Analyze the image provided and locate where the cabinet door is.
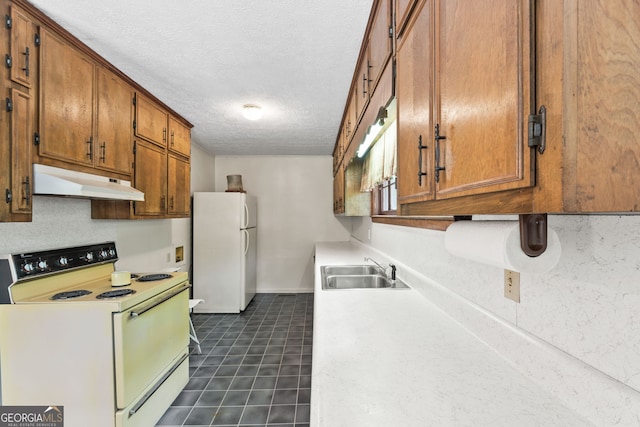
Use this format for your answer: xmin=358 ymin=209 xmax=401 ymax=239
xmin=135 ymin=94 xmax=167 ymax=147
xmin=396 ymin=0 xmax=418 ymax=38
xmin=133 ymin=140 xmax=167 ymax=216
xmin=39 ymin=28 xmax=95 ymax=166
xmin=434 ymin=0 xmax=533 ymax=199
xmin=333 ymin=163 xmax=345 ymax=214
xmin=368 ymin=0 xmax=392 ymax=92
xmin=354 ymin=50 xmax=370 ymax=122
xmin=8 ymin=5 xmax=37 ymax=88
xmin=167 ymin=116 xmax=190 ymax=158
xmin=95 ymin=67 xmax=133 ymax=175
xmin=167 ymin=154 xmax=190 ymax=216
xmin=397 ymin=0 xmax=434 ymax=204
xmin=9 ymin=89 xmax=32 ymax=214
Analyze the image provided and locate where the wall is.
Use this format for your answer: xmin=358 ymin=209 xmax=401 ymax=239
xmin=214 ymin=156 xmax=351 ymax=293
xmin=351 ymin=214 xmax=640 ymax=397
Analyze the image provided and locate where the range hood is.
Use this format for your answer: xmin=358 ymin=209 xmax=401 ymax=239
xmin=33 ymin=164 xmax=145 ymax=201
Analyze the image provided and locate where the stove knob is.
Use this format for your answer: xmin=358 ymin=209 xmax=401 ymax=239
xmin=108 ymin=248 xmax=116 ymax=257
xmin=99 ymin=249 xmax=108 ymax=259
xmin=22 ymin=263 xmax=35 ymax=273
xmin=85 ymin=252 xmax=94 ymax=262
xmin=58 ymin=256 xmax=69 ymax=266
xmin=38 ymin=260 xmax=48 ymax=270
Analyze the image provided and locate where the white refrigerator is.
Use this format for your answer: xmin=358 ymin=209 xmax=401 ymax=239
xmin=193 ymin=192 xmax=257 ymax=313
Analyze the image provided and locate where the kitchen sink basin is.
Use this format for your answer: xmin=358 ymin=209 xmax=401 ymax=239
xmin=323 ymin=275 xmax=409 ymax=289
xmin=320 ymin=265 xmax=410 ymax=290
xmin=321 ymin=265 xmax=385 ymax=276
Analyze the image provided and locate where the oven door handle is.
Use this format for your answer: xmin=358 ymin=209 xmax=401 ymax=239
xmin=128 ymin=351 xmax=189 ymax=417
xmin=129 ymin=283 xmax=191 ymax=318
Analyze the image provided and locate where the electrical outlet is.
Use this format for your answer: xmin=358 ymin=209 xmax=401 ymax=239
xmin=504 ymin=269 xmax=520 ymax=303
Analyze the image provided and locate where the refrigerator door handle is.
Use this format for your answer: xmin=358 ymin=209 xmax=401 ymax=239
xmin=243 ymin=203 xmax=250 ymax=229
xmin=243 ymin=229 xmax=250 ymax=255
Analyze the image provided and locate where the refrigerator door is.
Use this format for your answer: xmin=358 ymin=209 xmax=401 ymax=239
xmin=193 ymin=192 xmax=243 ymax=313
xmin=241 ymin=227 xmax=257 ymax=310
xmin=243 ymin=195 xmax=257 ymax=229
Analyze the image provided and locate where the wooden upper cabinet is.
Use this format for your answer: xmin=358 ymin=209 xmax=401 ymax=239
xmin=135 ymin=93 xmax=167 ymax=147
xmin=9 ymin=89 xmax=32 ymax=215
xmin=133 ymin=140 xmax=167 ymax=216
xmin=168 ymin=116 xmax=190 ymax=158
xmin=434 ymin=0 xmax=533 ymax=200
xmin=8 ymin=4 xmax=37 ymax=88
xmin=95 ymin=66 xmax=134 ymax=175
xmin=396 ymin=0 xmax=434 ymax=204
xmin=167 ymin=153 xmax=190 ymax=216
xmin=368 ymin=0 xmax=392 ymax=92
xmin=39 ymin=27 xmax=94 ymax=166
xmin=396 ymin=0 xmax=418 ymax=39
xmin=354 ymin=48 xmax=370 ymax=122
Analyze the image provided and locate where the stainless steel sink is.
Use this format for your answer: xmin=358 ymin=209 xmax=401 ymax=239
xmin=320 ymin=265 xmax=410 ymax=290
xmin=321 ymin=265 xmax=385 ymax=276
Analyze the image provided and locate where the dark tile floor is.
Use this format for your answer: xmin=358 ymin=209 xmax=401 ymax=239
xmin=156 ymin=293 xmax=313 ymax=427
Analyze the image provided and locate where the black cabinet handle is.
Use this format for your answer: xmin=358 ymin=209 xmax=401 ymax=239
xmin=417 ymin=134 xmax=428 ymax=186
xmin=434 ymin=124 xmax=446 ymax=183
xmin=22 ymin=46 xmax=29 ymax=77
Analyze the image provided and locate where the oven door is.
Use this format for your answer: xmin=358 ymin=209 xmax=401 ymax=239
xmin=113 ymin=281 xmax=190 ymax=409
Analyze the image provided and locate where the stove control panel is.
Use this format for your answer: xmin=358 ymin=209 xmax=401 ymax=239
xmin=11 ymin=242 xmax=118 ymax=280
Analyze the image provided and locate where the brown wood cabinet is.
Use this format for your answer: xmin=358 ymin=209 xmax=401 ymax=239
xmin=95 ymin=66 xmax=134 ymax=175
xmin=397 ymin=0 xmax=534 ymax=211
xmin=39 ymin=27 xmax=95 ymax=167
xmin=39 ymin=28 xmax=134 ymax=176
xmin=398 ymin=0 xmax=640 ymax=215
xmin=133 ymin=140 xmax=167 ymax=216
xmin=396 ymin=0 xmax=434 ymax=205
xmin=168 ymin=116 xmax=190 ymax=158
xmin=8 ymin=3 xmax=35 ymax=89
xmin=167 ymin=153 xmax=190 ymax=216
xmin=0 ymin=1 xmax=37 ymax=222
xmin=395 ymin=0 xmax=418 ymax=38
xmin=135 ymin=93 xmax=168 ymax=148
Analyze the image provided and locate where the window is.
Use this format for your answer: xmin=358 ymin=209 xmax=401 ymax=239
xmin=377 ymin=177 xmax=397 ymax=215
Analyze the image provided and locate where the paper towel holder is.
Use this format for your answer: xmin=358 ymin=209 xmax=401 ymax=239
xmin=519 ymin=214 xmax=547 ymax=257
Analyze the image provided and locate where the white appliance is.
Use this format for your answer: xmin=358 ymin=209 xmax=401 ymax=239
xmin=0 ymin=242 xmax=190 ymax=427
xmin=193 ymin=192 xmax=257 ymax=313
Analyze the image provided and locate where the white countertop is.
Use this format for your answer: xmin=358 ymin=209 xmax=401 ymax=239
xmin=311 ymin=241 xmax=591 ymax=427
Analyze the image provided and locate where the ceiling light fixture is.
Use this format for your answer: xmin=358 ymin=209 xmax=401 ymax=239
xmin=242 ymin=104 xmax=262 ymax=121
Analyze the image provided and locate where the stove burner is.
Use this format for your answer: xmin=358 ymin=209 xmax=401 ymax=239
xmin=137 ymin=273 xmax=172 ymax=282
xmin=50 ymin=290 xmax=92 ymax=300
xmin=96 ymin=289 xmax=136 ymax=299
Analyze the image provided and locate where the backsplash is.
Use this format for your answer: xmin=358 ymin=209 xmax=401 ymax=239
xmin=352 ymin=214 xmax=640 ymax=395
xmin=0 ymin=196 xmax=187 ymax=273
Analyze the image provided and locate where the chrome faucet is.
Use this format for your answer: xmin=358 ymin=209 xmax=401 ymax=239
xmin=364 ymin=256 xmax=396 ymax=280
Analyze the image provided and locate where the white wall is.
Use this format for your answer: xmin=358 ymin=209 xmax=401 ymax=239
xmin=351 ymin=214 xmax=640 ymax=397
xmin=214 ymin=156 xmax=351 ymax=292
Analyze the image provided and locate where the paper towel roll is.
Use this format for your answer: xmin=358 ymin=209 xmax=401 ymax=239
xmin=444 ymin=221 xmax=561 ymax=273
xmin=111 ymin=270 xmax=131 ymax=287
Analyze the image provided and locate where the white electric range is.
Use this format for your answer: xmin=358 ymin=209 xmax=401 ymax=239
xmin=0 ymin=242 xmax=190 ymax=427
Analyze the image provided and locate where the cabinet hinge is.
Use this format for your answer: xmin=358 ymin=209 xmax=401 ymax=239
xmin=33 ymin=132 xmax=40 ymax=146
xmin=5 ymin=97 xmax=12 ymax=112
xmin=133 ymin=141 xmax=136 ymax=154
xmin=5 ymin=54 xmax=11 ymax=69
xmin=132 ymin=119 xmax=136 ymax=130
xmin=5 ymin=188 xmax=12 ymax=203
xmin=132 ymin=94 xmax=136 ymax=106
xmin=5 ymin=15 xmax=11 ymax=29
xmin=528 ymin=105 xmax=546 ymax=154
xmin=34 ymin=33 xmax=40 ymax=47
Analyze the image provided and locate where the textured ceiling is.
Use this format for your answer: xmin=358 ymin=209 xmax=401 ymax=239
xmin=28 ymin=0 xmax=374 ymax=155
